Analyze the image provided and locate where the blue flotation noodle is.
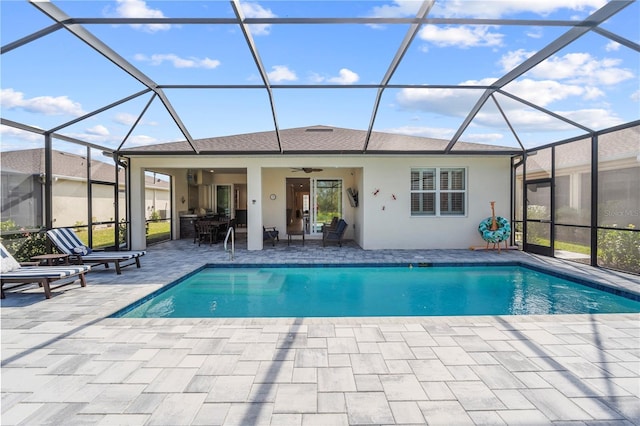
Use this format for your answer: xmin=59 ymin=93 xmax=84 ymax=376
xmin=478 ymin=216 xmax=511 ymax=244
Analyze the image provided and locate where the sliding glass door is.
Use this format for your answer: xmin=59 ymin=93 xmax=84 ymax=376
xmin=311 ymin=179 xmax=342 ymax=234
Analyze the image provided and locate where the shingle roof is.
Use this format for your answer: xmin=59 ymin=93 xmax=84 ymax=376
xmin=0 ymin=149 xmax=167 ymax=188
xmin=122 ymin=125 xmax=517 ymax=154
xmin=523 ymin=125 xmax=639 ymax=172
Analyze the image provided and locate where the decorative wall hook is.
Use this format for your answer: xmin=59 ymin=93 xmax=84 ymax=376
xmin=372 ymin=189 xmax=380 ymax=196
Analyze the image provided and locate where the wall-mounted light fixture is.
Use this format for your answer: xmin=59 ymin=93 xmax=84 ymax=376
xmin=181 ymin=196 xmax=186 ymax=204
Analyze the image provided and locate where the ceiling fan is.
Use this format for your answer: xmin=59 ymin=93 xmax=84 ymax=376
xmin=291 ymin=167 xmax=323 ymax=173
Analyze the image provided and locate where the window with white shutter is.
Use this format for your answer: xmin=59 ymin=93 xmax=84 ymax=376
xmin=411 ymin=168 xmax=466 ymax=216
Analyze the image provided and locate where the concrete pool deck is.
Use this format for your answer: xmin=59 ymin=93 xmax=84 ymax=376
xmin=2 ymin=237 xmax=639 ymax=425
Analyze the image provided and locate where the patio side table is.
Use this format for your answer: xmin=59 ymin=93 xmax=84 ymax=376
xmin=31 ymin=253 xmax=70 ymax=266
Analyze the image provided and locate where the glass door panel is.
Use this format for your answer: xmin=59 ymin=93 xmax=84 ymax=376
xmin=525 ymin=179 xmax=552 ymax=256
xmin=216 ymin=185 xmax=231 ymax=218
xmin=312 ymin=179 xmax=343 ymax=234
xmin=90 ymin=182 xmax=117 ymax=249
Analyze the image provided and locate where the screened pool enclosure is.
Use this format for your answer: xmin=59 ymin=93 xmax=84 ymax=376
xmin=1 ymin=1 xmax=638 ymax=274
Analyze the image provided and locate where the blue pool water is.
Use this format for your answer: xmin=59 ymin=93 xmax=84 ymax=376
xmin=114 ymin=265 xmax=640 ymax=318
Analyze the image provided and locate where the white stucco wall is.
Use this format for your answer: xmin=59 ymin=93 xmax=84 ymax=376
xmin=359 ymin=156 xmax=510 ymax=249
xmin=128 ymin=155 xmax=510 ymax=250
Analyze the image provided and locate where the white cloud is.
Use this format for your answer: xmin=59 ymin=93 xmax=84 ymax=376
xmin=525 ymin=27 xmax=544 ymax=39
xmin=114 ymin=112 xmax=137 ymax=126
xmin=499 ymin=51 xmax=634 ymax=87
xmin=395 ymin=77 xmax=622 ymax=133
xmin=583 ymin=86 xmax=605 ymax=100
xmin=383 ymin=125 xmax=455 ymax=140
xmin=462 ymin=132 xmax=506 ymax=144
xmin=559 ymin=108 xmax=623 ymax=128
xmin=528 ymin=53 xmax=634 ymax=86
xmin=86 ymin=125 xmax=110 ymax=136
xmin=268 ymin=65 xmax=297 ymax=82
xmin=0 ymin=125 xmax=44 ymax=142
xmin=503 ymin=78 xmax=586 ymax=107
xmin=499 ymin=49 xmax=535 ymax=71
xmin=129 ymin=134 xmax=159 ymax=146
xmin=605 ymin=41 xmax=621 ymax=52
xmin=135 ymin=53 xmax=221 ymax=69
xmin=397 ymin=77 xmax=595 ymax=112
xmin=310 ymin=69 xmax=360 ymax=85
xmin=114 ymin=0 xmax=170 ymax=33
xmin=113 ymin=112 xmax=157 ymax=127
xmin=631 ymin=90 xmax=640 ymax=102
xmin=0 ymin=88 xmax=85 ymax=117
xmin=241 ymin=2 xmax=276 ymax=36
xmin=308 ymin=72 xmax=325 ymax=84
xmin=64 ymin=128 xmax=162 ymax=147
xmin=327 ymin=69 xmax=360 ymax=85
xmin=430 ymin=0 xmax=605 ymax=19
xmin=418 ymin=25 xmax=504 ymax=48
xmin=396 ymin=84 xmax=485 ymax=117
xmin=367 ymin=1 xmax=423 ymax=18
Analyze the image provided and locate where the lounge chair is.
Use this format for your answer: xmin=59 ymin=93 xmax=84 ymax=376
xmin=323 ymin=219 xmax=348 ymax=247
xmin=263 ymin=226 xmax=279 ymax=246
xmin=1 ymin=243 xmax=90 ymax=299
xmin=46 ymin=228 xmax=145 ymax=274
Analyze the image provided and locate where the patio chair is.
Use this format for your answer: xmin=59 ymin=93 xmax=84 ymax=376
xmin=323 ymin=219 xmax=348 ymax=247
xmin=263 ymin=226 xmax=280 ymax=246
xmin=1 ymin=243 xmax=90 ymax=299
xmin=46 ymin=228 xmax=145 ymax=274
xmin=322 ymin=216 xmax=339 ymax=233
xmin=196 ymin=220 xmax=218 ymax=246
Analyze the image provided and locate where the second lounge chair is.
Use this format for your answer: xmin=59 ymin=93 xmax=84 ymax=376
xmin=47 ymin=228 xmax=145 ymax=274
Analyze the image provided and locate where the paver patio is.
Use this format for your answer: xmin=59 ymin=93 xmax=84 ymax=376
xmin=2 ymin=236 xmax=639 ymax=425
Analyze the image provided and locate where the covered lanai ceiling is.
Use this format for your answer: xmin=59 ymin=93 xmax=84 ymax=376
xmin=1 ymin=0 xmax=639 ymax=156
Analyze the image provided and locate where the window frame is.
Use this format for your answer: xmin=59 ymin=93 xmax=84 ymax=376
xmin=410 ymin=167 xmax=467 ymax=217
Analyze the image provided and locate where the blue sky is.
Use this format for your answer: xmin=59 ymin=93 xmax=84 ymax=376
xmin=1 ymin=0 xmax=638 ymax=154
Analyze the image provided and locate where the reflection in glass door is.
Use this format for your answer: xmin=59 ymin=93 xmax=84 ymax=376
xmin=525 ymin=179 xmax=553 ymax=256
xmin=312 ymin=179 xmax=343 ymax=234
xmin=90 ymin=182 xmax=117 ymax=249
xmin=216 ymin=185 xmax=231 ymax=218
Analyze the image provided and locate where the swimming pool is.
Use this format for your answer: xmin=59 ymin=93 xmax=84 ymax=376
xmin=113 ymin=264 xmax=640 ymax=318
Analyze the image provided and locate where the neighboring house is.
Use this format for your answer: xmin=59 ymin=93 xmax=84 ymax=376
xmin=123 ymin=125 xmax=519 ymax=251
xmin=0 ymin=148 xmax=170 ymax=229
xmin=517 ymin=126 xmax=640 ymax=229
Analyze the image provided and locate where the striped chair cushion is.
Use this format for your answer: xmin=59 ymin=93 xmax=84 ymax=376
xmin=47 ymin=228 xmax=145 ymax=259
xmin=2 ymin=265 xmax=91 ymax=279
xmin=46 ymin=228 xmax=88 ymax=255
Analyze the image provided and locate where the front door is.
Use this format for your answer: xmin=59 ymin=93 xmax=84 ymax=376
xmin=524 ymin=179 xmax=553 ymax=256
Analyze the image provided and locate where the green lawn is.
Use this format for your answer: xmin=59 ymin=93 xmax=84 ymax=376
xmin=75 ymin=221 xmax=171 ymax=248
xmin=525 ymin=237 xmax=590 ymax=255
